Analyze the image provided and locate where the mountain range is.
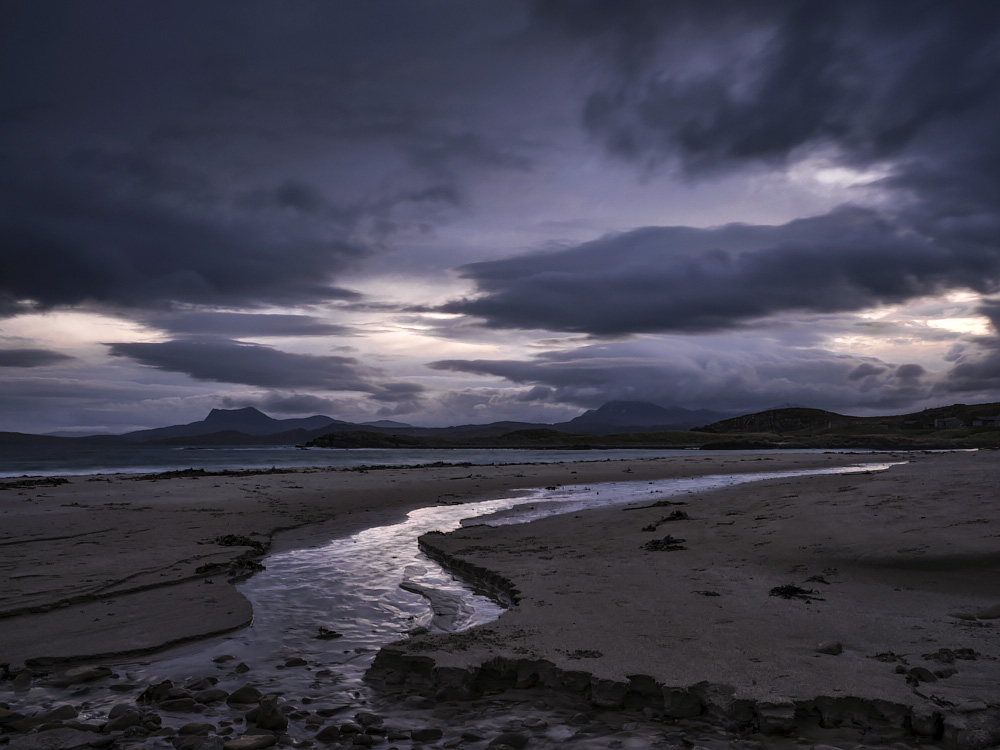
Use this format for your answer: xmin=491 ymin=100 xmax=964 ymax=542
xmin=1 ymin=401 xmax=727 ymax=446
xmin=2 ymin=400 xmax=998 ymax=448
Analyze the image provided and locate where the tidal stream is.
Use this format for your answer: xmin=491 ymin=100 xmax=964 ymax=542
xmin=7 ymin=462 xmax=899 ymax=748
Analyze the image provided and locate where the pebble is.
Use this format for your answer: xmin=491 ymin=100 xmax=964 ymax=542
xmin=907 ymin=667 xmax=937 ymax=683
xmin=159 ymin=698 xmax=205 ymax=713
xmin=354 ymin=712 xmax=383 ymax=728
xmin=103 ymin=709 xmax=143 ymax=733
xmin=410 ymin=728 xmax=443 ymax=742
xmin=179 ymin=722 xmax=216 ymax=735
xmin=402 ymin=695 xmax=435 ymax=709
xmin=50 ymin=666 xmax=114 ymax=688
xmin=194 ymin=689 xmax=231 ymax=704
xmin=228 ymin=686 xmax=264 ymax=705
xmin=488 ymin=731 xmax=529 ymax=749
xmin=223 ymin=735 xmax=278 ymax=750
xmin=815 ymin=641 xmax=843 ymax=656
xmin=254 ymin=697 xmax=289 ymax=732
xmin=314 ymin=726 xmax=342 ymax=743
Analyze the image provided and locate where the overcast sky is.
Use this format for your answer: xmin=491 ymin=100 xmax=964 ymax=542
xmin=3 ymin=1 xmax=1000 ymax=433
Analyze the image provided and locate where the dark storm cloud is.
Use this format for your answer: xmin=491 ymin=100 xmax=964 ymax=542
xmin=0 ymin=171 xmax=367 ymax=315
xmin=430 ymin=2 xmax=1000 ymax=338
xmin=107 ymin=339 xmax=424 ymax=405
xmin=0 ymin=349 xmax=75 ymax=368
xmin=0 ymin=1 xmax=537 ymax=318
xmin=429 ymin=339 xmax=933 ymax=414
xmin=136 ymin=311 xmax=356 ymax=338
xmin=540 ymin=1 xmax=1000 ymax=172
xmin=444 ymin=207 xmax=1000 ymax=335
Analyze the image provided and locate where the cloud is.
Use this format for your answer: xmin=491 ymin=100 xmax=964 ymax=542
xmin=135 ymin=311 xmax=356 ymax=338
xmin=0 ymin=164 xmax=370 ymax=316
xmin=940 ymin=300 xmax=1000 ymax=394
xmin=0 ymin=348 xmax=75 ymax=367
xmin=429 ymin=337 xmax=936 ymax=415
xmin=540 ymin=2 xmax=1000 ymax=173
xmin=443 ymin=206 xmax=1000 ymax=335
xmin=107 ymin=338 xmax=424 ymax=406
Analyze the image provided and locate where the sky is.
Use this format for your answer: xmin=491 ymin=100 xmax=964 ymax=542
xmin=2 ymin=1 xmax=1000 ymax=434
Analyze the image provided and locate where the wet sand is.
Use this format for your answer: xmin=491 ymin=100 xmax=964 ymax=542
xmin=2 ymin=451 xmax=998 ymax=749
xmin=1 ymin=452 xmax=890 ymax=666
xmin=370 ymin=451 xmax=1000 ymax=746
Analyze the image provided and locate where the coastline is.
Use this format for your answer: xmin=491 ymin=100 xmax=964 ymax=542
xmin=367 ymin=451 xmax=1000 ymax=747
xmin=0 ymin=451 xmax=894 ymax=666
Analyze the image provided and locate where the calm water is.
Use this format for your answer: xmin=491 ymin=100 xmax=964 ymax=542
xmin=0 ymin=443 xmax=882 ymax=478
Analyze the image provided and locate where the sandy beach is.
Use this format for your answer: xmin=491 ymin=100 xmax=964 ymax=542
xmin=1 ymin=451 xmax=998 ymax=749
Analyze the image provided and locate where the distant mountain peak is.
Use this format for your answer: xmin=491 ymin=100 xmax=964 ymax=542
xmin=205 ymin=406 xmax=266 ymax=421
xmin=566 ymin=400 xmax=726 ymax=431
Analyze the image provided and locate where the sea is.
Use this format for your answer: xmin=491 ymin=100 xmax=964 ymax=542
xmin=0 ymin=443 xmax=879 ymax=479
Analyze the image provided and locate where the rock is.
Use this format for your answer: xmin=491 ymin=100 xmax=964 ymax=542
xmin=104 ymin=709 xmax=143 ymax=733
xmin=254 ymin=697 xmax=288 ymax=732
xmin=213 ymin=655 xmax=236 ymax=664
xmin=662 ymin=689 xmax=703 ymax=719
xmin=12 ymin=672 xmax=32 ymax=691
xmin=402 ymin=695 xmax=434 ymax=710
xmin=283 ymin=658 xmax=308 ymax=668
xmin=223 ymin=735 xmax=277 ymax=750
xmin=975 ymin=604 xmax=1000 ymax=619
xmin=5 ymin=728 xmax=99 ymax=749
xmin=234 ymin=663 xmax=251 ymax=674
xmin=489 ymin=732 xmax=529 ymax=749
xmin=172 ymin=737 xmax=209 ymax=750
xmin=41 ymin=705 xmax=79 ymax=723
xmin=410 ymin=728 xmax=443 ymax=742
xmin=227 ymin=686 xmax=263 ymax=705
xmin=908 ymin=667 xmax=938 ymax=683
xmin=756 ymin=702 xmax=796 ymax=735
xmin=50 ymin=666 xmax=114 ymax=688
xmin=138 ymin=680 xmax=175 ymax=705
xmin=0 ymin=708 xmax=26 ymax=727
xmin=314 ymin=726 xmax=342 ymax=743
xmin=179 ymin=723 xmax=216 ymax=735
xmin=351 ymin=735 xmax=374 ymax=747
xmin=815 ymin=641 xmax=843 ymax=655
xmin=88 ymin=737 xmax=117 ymax=748
xmin=315 ymin=706 xmax=350 ymax=718
xmin=193 ymin=689 xmax=230 ymax=704
xmin=354 ymin=713 xmax=382 ymax=728
xmin=935 ymin=667 xmax=959 ymax=679
xmin=462 ymin=730 xmax=487 ymax=741
xmin=159 ymin=698 xmax=204 ymax=713
xmin=185 ymin=677 xmax=219 ymax=691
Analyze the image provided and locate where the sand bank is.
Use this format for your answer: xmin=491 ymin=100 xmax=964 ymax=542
xmin=368 ymin=451 xmax=1000 ymax=747
xmin=0 ymin=452 xmax=887 ymax=666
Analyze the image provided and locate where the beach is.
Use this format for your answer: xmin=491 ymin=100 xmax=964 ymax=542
xmin=1 ymin=451 xmax=998 ymax=749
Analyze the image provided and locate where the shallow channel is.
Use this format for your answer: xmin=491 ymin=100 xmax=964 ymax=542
xmin=7 ymin=462 xmax=900 ymax=746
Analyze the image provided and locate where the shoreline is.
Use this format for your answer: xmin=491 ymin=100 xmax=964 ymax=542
xmin=366 ymin=452 xmax=1000 ymax=747
xmin=1 ymin=452 xmax=895 ymax=667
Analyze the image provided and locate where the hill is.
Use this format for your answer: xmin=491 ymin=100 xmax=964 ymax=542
xmin=561 ymin=401 xmax=727 ymax=433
